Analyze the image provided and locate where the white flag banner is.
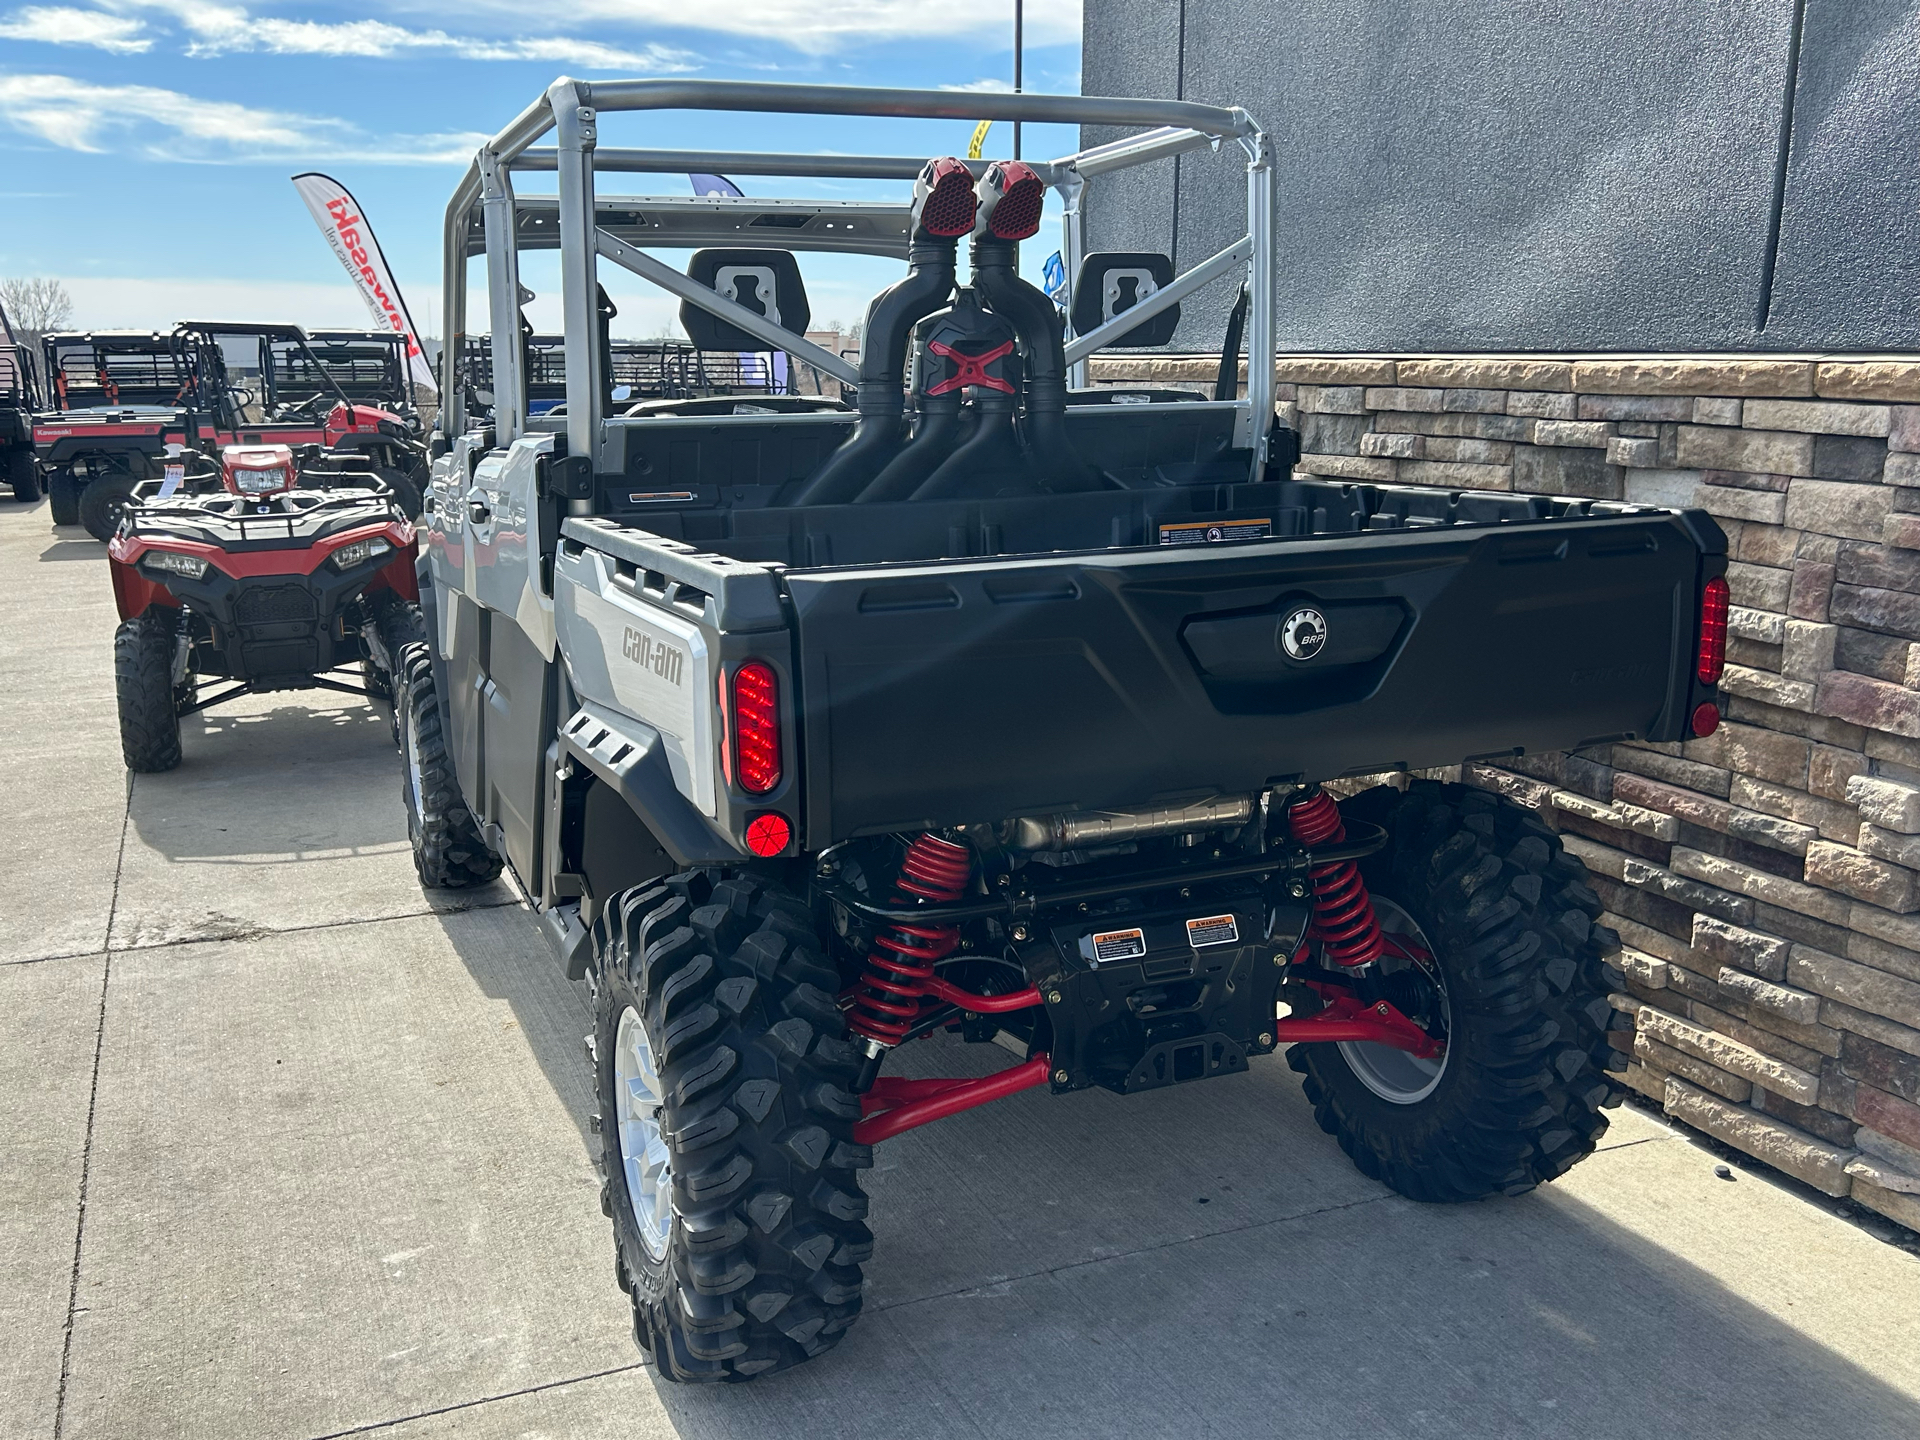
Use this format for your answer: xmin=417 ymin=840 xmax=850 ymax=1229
xmin=291 ymin=172 xmax=437 ymax=393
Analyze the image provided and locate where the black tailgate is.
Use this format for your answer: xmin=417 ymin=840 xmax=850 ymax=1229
xmin=782 ymin=510 xmax=1722 ymax=839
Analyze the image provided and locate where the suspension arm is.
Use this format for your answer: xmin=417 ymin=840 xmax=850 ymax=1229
xmin=853 ymin=1054 xmax=1053 ymax=1144
xmin=1271 ymin=992 xmax=1443 ymax=1059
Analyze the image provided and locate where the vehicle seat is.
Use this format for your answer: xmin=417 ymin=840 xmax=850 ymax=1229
xmin=1071 ymin=252 xmax=1179 ymax=348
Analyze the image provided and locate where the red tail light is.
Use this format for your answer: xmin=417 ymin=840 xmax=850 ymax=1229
xmin=1691 ymin=702 xmax=1721 ymax=738
xmin=745 ymin=812 xmax=791 ymax=857
xmin=730 ymin=661 xmax=781 ymax=794
xmin=1697 ymin=575 xmax=1729 ymax=686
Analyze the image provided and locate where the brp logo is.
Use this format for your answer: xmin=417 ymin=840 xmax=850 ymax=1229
xmin=1281 ymin=607 xmax=1328 ymax=661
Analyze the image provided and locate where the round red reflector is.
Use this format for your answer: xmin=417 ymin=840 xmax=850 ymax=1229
xmin=1691 ymin=702 xmax=1721 ymax=738
xmin=745 ymin=813 xmax=791 ymax=857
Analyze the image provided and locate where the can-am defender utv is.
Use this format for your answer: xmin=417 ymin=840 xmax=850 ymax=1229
xmin=107 ymin=443 xmax=421 ymax=772
xmin=1 ymin=342 xmax=41 ymax=501
xmin=405 ymin=80 xmax=1727 ymax=1381
xmin=37 ymin=322 xmax=429 ymax=540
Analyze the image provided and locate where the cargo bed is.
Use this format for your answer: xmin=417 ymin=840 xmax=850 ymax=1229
xmin=554 ymin=474 xmax=1723 ymax=846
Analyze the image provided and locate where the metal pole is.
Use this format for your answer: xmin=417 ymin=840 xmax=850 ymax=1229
xmin=549 ymin=79 xmax=607 ymax=487
xmin=1013 ymin=0 xmax=1023 ymax=160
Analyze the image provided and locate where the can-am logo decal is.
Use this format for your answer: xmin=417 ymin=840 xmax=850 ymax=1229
xmin=1281 ymin=607 xmax=1327 ymax=661
xmin=622 ymin=626 xmax=686 ymax=687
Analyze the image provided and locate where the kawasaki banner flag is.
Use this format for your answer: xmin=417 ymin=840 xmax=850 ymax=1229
xmin=291 ymin=172 xmax=437 ymax=393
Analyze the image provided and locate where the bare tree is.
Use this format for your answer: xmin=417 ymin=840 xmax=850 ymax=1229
xmin=0 ymin=277 xmax=75 ymax=380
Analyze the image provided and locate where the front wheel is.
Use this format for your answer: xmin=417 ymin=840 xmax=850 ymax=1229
xmin=1289 ymin=780 xmax=1623 ymax=1201
xmin=594 ymin=871 xmax=873 ymax=1382
xmin=7 ymin=449 xmax=40 ymax=501
xmin=114 ymin=612 xmax=182 ymax=772
xmin=79 ymin=472 xmax=139 ymax=542
xmin=366 ymin=603 xmax=424 ymax=746
xmin=397 ymin=642 xmax=501 ymax=887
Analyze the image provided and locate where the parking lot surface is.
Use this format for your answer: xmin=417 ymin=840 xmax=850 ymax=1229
xmin=4 ymin=494 xmax=1919 ymax=1439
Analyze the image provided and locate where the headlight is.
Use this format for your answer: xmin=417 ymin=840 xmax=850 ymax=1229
xmin=234 ymin=466 xmax=288 ymax=494
xmin=329 ymin=536 xmax=392 ymax=571
xmin=143 ymin=549 xmax=210 ymax=580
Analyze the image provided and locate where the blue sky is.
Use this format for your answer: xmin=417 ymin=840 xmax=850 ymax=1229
xmin=0 ymin=1 xmax=1085 ymax=338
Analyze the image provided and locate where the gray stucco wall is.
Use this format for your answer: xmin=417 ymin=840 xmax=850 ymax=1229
xmin=1080 ymin=0 xmax=1920 ymax=354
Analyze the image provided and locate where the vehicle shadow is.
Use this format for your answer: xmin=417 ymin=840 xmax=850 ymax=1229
xmin=124 ymin=698 xmax=407 ymax=861
xmin=427 ymin=905 xmax=1920 ymax=1439
xmin=40 ymin=537 xmax=104 ymax=561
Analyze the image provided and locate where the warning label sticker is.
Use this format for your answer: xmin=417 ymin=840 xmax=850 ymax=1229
xmin=1158 ymin=519 xmax=1274 ymax=547
xmin=1185 ymin=914 xmax=1241 ymax=948
xmin=1091 ymin=928 xmax=1148 ymax=963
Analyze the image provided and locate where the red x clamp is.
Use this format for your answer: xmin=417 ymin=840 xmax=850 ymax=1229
xmin=926 ymin=338 xmax=1015 ymax=396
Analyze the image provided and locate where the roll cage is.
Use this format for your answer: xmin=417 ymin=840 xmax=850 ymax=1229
xmin=0 ymin=343 xmax=40 ymax=409
xmin=438 ymin=79 xmax=1275 ymax=486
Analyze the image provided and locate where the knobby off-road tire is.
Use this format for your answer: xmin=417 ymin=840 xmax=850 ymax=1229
xmin=365 ymin=602 xmax=425 ymax=746
xmin=48 ymin=472 xmax=81 ymax=528
xmin=376 ymin=465 xmax=424 ymax=520
xmin=79 ymin=473 xmax=139 ymax=543
xmin=1290 ymin=780 xmax=1625 ymax=1201
xmin=397 ymin=642 xmax=501 ymax=887
xmin=593 ymin=871 xmax=873 ymax=1382
xmin=7 ymin=450 xmax=40 ymax=501
xmin=115 ymin=611 xmax=182 ymax=773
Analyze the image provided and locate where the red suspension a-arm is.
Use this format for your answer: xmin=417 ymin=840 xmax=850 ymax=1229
xmin=853 ymin=1055 xmax=1052 ymax=1145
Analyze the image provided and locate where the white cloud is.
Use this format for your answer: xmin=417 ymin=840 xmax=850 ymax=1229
xmin=100 ymin=2 xmax=694 ymax=69
xmin=941 ymin=78 xmax=1016 ymax=93
xmin=0 ymin=74 xmax=486 ymax=163
xmin=0 ymin=5 xmax=150 ymax=51
xmin=56 ymin=273 xmax=412 ymax=331
xmin=436 ymin=0 xmax=1085 ymax=51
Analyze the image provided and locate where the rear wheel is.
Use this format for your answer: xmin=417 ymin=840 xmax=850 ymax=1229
xmin=1289 ymin=780 xmax=1624 ymax=1201
xmin=594 ymin=871 xmax=873 ymax=1382
xmin=397 ymin=642 xmax=501 ymax=887
xmin=48 ymin=471 xmax=81 ymax=527
xmin=376 ymin=465 xmax=424 ymax=519
xmin=7 ymin=449 xmax=40 ymax=501
xmin=114 ymin=611 xmax=182 ymax=773
xmin=79 ymin=472 xmax=138 ymax=542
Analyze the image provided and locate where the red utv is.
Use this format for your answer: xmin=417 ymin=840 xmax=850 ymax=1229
xmin=106 ymin=442 xmax=421 ymax=772
xmin=36 ymin=322 xmax=428 ymax=540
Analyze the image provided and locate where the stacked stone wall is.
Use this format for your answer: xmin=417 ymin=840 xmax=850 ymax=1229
xmin=1091 ymin=351 xmax=1920 ymax=1228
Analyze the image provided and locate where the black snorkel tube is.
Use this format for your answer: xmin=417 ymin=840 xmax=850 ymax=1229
xmin=968 ymin=161 xmax=1113 ymax=494
xmin=786 ymin=157 xmax=978 ymax=506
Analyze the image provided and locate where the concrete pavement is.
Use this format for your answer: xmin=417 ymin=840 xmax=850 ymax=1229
xmin=2 ymin=491 xmax=1918 ymax=1439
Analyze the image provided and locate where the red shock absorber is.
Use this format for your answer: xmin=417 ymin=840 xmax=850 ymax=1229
xmin=1286 ymin=790 xmax=1386 ymax=967
xmin=846 ymin=834 xmax=975 ymax=1049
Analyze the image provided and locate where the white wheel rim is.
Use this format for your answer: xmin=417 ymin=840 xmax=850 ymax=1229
xmin=1336 ymin=896 xmax=1451 ymax=1106
xmin=404 ymin=707 xmax=424 ymax=814
xmin=614 ymin=1005 xmax=673 ymax=1260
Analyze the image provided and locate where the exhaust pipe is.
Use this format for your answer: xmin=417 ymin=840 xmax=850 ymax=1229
xmin=968 ymin=162 xmax=1113 ymax=494
xmin=1003 ymin=795 xmax=1256 ymax=851
xmin=787 ymin=158 xmax=976 ymax=506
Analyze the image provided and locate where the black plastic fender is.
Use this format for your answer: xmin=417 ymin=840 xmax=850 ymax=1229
xmin=557 ymin=700 xmax=745 ymax=868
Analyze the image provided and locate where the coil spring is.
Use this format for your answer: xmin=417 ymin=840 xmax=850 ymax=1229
xmin=1287 ymin=791 xmax=1385 ymax=968
xmin=846 ymin=834 xmax=974 ymax=1048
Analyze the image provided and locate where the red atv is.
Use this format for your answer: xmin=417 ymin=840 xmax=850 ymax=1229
xmin=106 ymin=443 xmax=422 ymax=772
xmin=37 ymin=322 xmax=428 ymax=539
